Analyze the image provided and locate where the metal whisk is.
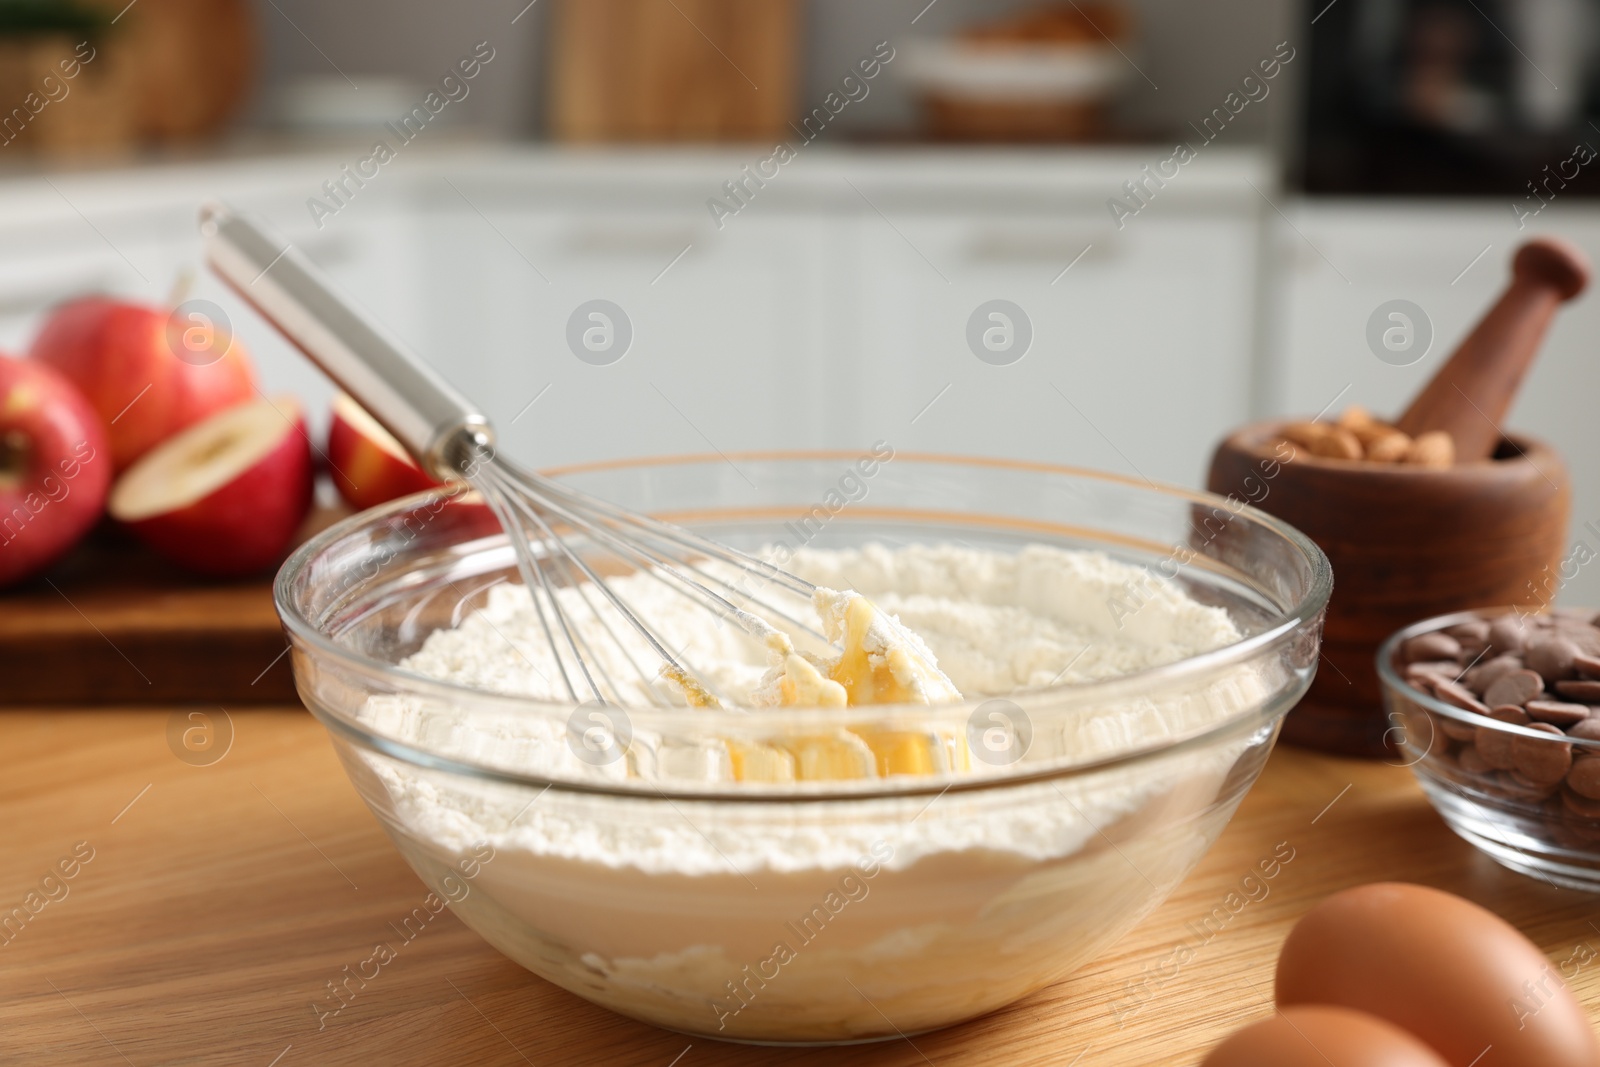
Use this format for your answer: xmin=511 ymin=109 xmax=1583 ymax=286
xmin=201 ymin=204 xmax=831 ymax=708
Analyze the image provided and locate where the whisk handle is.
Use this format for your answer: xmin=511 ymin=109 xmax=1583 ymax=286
xmin=199 ymin=202 xmax=493 ymax=478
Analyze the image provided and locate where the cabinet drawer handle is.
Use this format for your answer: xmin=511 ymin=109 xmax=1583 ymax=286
xmin=563 ymin=227 xmax=701 ymax=257
xmin=965 ymin=232 xmax=1106 ymax=264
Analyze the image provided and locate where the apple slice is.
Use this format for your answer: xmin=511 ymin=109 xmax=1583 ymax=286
xmin=109 ymin=395 xmax=312 ymax=577
xmin=325 ymin=393 xmax=438 ymax=511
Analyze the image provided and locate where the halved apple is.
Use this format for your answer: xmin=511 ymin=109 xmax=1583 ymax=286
xmin=109 ymin=395 xmax=313 ymax=576
xmin=325 ymin=393 xmax=438 ymax=511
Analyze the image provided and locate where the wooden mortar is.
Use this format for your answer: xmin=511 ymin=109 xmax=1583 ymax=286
xmin=1209 ymin=427 xmax=1569 ymax=756
xmin=1208 ymin=238 xmax=1586 ymax=757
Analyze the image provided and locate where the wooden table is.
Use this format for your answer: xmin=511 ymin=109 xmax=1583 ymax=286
xmin=4 ymin=708 xmax=1598 ymax=1066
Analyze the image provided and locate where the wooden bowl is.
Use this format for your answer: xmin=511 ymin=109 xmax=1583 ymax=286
xmin=920 ymin=94 xmax=1106 ymax=142
xmin=1208 ymin=421 xmax=1570 ymax=757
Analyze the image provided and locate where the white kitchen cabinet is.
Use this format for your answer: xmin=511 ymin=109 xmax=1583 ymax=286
xmin=0 ymin=146 xmax=1271 ymax=491
xmin=0 ymin=166 xmax=424 ymax=446
xmin=403 ymin=197 xmax=846 ymax=469
xmin=0 ymin=209 xmax=181 ymax=348
xmin=1269 ymin=201 xmax=1600 ymax=605
xmin=845 ymin=209 xmax=1260 ymax=486
xmin=398 ymin=147 xmax=1272 ymax=483
xmin=12 ymin=150 xmax=1598 ymax=604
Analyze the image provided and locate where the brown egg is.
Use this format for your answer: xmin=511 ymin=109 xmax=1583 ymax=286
xmin=1277 ymin=882 xmax=1600 ymax=1067
xmin=1202 ymin=1005 xmax=1450 ymax=1067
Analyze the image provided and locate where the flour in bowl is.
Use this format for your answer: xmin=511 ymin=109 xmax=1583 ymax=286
xmin=401 ymin=543 xmax=1241 ymax=709
xmin=355 ymin=543 xmax=1278 ymax=1041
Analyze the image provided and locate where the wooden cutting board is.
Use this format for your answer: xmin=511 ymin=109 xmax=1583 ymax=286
xmin=549 ymin=0 xmax=800 ymax=141
xmin=0 ymin=509 xmax=350 ymax=707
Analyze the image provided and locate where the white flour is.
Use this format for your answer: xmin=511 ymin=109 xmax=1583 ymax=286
xmin=399 ymin=543 xmax=1239 ymax=706
xmin=355 ymin=543 xmax=1271 ymax=1041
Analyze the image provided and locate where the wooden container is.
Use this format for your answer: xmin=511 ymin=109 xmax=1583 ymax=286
xmin=549 ymin=0 xmax=799 ymax=142
xmin=0 ymin=33 xmax=138 ymax=158
xmin=1208 ymin=426 xmax=1570 ymax=757
xmin=111 ymin=0 xmax=256 ymax=142
xmin=921 ymin=94 xmax=1106 ymax=142
xmin=0 ymin=0 xmax=253 ymax=158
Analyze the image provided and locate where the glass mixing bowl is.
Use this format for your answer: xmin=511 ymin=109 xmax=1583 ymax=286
xmin=277 ymin=452 xmax=1330 ymax=1045
xmin=1379 ymin=609 xmax=1600 ymax=892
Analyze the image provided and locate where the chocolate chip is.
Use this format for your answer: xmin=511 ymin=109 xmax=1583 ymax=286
xmin=1526 ymin=636 xmax=1582 ymax=682
xmin=1404 ymin=632 xmax=1462 ymax=664
xmin=1575 ymin=652 xmax=1600 ymax=680
xmin=1436 ymin=709 xmax=1480 ymax=742
xmin=1526 ymin=700 xmax=1591 ymax=727
xmin=1568 ymin=756 xmax=1600 ymax=800
xmin=1405 ymin=660 xmax=1461 ymax=687
xmin=1555 ymin=680 xmax=1600 ymax=702
xmin=1569 ymin=716 xmax=1600 ymax=742
xmin=1556 ymin=623 xmax=1600 ymax=659
xmin=1447 ymin=619 xmax=1491 ymax=643
xmin=1511 ymin=722 xmax=1573 ymax=784
xmin=1558 ymin=805 xmax=1600 ymax=842
xmin=1434 ymin=679 xmax=1490 ymax=717
xmin=1563 ymin=782 xmax=1600 ymax=817
xmin=1458 ymin=744 xmax=1492 ymax=775
xmin=1488 ymin=614 xmax=1530 ymax=656
xmin=1509 ymin=769 xmax=1563 ymax=799
xmin=1476 ymin=705 xmax=1530 ymax=770
xmin=1464 ymin=655 xmax=1523 ymax=695
xmin=1483 ymin=669 xmax=1546 ymax=708
xmin=1495 ymin=770 xmax=1560 ymax=802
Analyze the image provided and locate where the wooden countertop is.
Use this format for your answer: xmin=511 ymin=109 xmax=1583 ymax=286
xmin=3 ymin=708 xmax=1598 ymax=1066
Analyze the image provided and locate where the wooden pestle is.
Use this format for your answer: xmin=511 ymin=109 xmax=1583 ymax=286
xmin=1395 ymin=237 xmax=1590 ymax=462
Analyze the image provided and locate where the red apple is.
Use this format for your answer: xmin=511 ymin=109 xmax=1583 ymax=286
xmin=325 ymin=393 xmax=439 ymax=511
xmin=31 ymin=295 xmax=257 ymax=470
xmin=108 ymin=395 xmax=312 ymax=577
xmin=0 ymin=354 xmax=112 ymax=586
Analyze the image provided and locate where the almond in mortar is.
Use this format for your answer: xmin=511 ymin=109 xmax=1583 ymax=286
xmin=1276 ymin=406 xmax=1455 ymax=467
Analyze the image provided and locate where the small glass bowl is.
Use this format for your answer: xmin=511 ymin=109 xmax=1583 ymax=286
xmin=1379 ymin=610 xmax=1600 ymax=892
xmin=277 ymin=452 xmax=1330 ymax=1043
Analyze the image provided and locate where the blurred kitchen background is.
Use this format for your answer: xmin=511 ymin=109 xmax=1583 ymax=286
xmin=7 ymin=0 xmax=1600 ymax=597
